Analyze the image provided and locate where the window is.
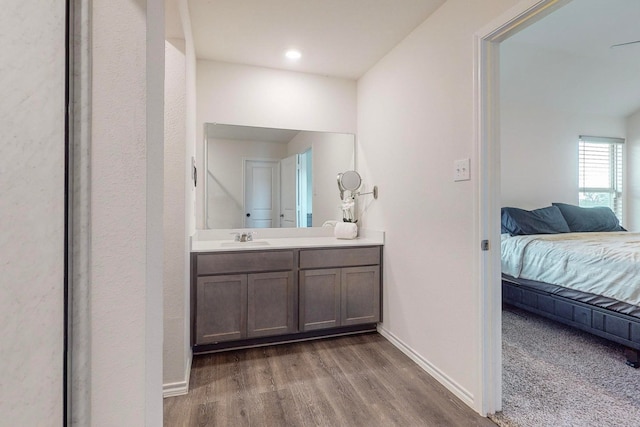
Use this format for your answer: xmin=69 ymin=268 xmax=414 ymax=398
xmin=578 ymin=135 xmax=624 ymax=222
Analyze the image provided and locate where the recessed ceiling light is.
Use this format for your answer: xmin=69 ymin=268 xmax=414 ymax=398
xmin=285 ymin=49 xmax=302 ymax=60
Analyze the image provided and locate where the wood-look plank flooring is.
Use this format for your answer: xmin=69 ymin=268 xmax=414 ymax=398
xmin=164 ymin=333 xmax=495 ymax=426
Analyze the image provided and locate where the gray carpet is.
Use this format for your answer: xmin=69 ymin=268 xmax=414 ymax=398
xmin=490 ymin=307 xmax=640 ymax=427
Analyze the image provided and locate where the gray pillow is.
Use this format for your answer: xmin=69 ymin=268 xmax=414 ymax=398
xmin=501 ymin=206 xmax=571 ymax=236
xmin=552 ymin=203 xmax=625 ymax=232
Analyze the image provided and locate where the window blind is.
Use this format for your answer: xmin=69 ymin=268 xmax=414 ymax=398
xmin=578 ymin=135 xmax=624 ymax=221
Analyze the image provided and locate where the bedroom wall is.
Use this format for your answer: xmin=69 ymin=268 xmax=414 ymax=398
xmin=626 ymin=108 xmax=640 ymax=231
xmin=356 ymin=0 xmax=521 ymax=413
xmin=1 ymin=1 xmax=65 ymax=423
xmin=500 ymin=103 xmax=626 ymax=210
xmin=195 ymin=60 xmax=357 ymax=229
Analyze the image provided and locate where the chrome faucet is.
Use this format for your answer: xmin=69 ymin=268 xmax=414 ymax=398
xmin=231 ymin=231 xmax=255 ymax=242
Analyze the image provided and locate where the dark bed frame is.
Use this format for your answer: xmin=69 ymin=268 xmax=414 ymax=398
xmin=502 ymin=275 xmax=640 ymax=368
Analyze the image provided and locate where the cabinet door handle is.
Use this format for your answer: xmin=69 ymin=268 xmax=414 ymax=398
xmin=246 ymin=213 xmax=251 ymax=217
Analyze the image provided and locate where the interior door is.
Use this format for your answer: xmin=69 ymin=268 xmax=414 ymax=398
xmin=244 ymin=159 xmax=280 ymax=228
xmin=280 ymin=154 xmax=299 ymax=227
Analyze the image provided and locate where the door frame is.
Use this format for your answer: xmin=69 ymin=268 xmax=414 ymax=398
xmin=298 ymin=148 xmax=312 ymax=227
xmin=280 ymin=153 xmax=300 ymax=228
xmin=474 ymin=0 xmax=570 ymax=415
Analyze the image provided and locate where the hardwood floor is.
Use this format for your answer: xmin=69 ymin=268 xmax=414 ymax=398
xmin=164 ymin=333 xmax=495 ymax=426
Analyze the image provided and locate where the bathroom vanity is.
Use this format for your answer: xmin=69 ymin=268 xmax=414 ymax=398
xmin=190 ymin=229 xmax=384 ymax=354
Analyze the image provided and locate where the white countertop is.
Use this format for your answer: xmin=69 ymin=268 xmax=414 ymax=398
xmin=191 ymin=228 xmax=384 ymax=252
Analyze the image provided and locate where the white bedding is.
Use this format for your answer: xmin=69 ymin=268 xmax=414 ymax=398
xmin=501 ymin=232 xmax=640 ymax=307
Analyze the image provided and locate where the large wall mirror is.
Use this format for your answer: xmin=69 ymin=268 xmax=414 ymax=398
xmin=204 ymin=123 xmax=355 ymax=229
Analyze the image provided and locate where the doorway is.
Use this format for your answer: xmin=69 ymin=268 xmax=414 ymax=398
xmin=476 ymin=0 xmax=568 ymax=415
xmin=480 ymin=0 xmax=640 ymax=421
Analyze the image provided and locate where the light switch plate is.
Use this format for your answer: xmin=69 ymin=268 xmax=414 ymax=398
xmin=454 ymin=158 xmax=470 ymax=181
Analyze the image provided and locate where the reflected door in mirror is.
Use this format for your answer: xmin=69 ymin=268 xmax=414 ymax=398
xmin=244 ymin=159 xmax=279 ymax=228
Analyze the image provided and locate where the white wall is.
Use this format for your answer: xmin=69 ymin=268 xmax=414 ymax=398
xmin=195 ymin=60 xmax=357 ymax=228
xmin=0 ymin=1 xmax=65 ymax=424
xmin=357 ymin=0 xmax=521 ymax=412
xmin=626 ymin=108 xmax=640 ymax=231
xmin=501 ymin=103 xmax=626 ymax=209
xmin=164 ymin=38 xmax=189 ymax=394
xmin=91 ymin=0 xmax=164 ymax=424
xmin=161 ymin=0 xmax=197 ymax=399
xmin=181 ymin=0 xmax=198 ymax=237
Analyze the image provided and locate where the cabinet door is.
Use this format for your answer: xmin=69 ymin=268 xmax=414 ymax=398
xmin=195 ymin=275 xmax=247 ymax=345
xmin=341 ymin=266 xmax=380 ymax=326
xmin=299 ymin=269 xmax=341 ymax=331
xmin=247 ymin=271 xmax=296 ymax=338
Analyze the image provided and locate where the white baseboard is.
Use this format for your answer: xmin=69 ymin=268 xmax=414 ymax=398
xmin=163 ymin=354 xmax=192 ymax=398
xmin=163 ymin=380 xmax=188 ymax=398
xmin=376 ymin=325 xmax=475 ymax=408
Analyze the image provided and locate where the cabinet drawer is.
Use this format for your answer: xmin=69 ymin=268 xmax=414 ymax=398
xmin=196 ymin=250 xmax=294 ymax=275
xmin=299 ymin=246 xmax=380 ymax=269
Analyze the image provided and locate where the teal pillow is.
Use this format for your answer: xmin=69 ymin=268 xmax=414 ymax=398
xmin=552 ymin=203 xmax=625 ymax=232
xmin=501 ymin=206 xmax=570 ymax=236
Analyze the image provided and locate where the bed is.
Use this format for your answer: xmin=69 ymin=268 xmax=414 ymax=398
xmin=500 ymin=203 xmax=640 ymax=367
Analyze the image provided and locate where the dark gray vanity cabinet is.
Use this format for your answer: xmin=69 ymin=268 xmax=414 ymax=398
xmin=192 ymin=245 xmax=382 ymax=352
xmin=193 ymin=250 xmax=296 ymax=346
xmin=299 ymin=247 xmax=381 ymax=332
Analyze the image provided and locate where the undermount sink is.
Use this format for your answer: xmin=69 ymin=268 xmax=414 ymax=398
xmin=220 ymin=240 xmax=270 ymax=247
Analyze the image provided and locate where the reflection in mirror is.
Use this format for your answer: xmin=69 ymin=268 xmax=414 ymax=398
xmin=205 ymin=123 xmax=355 ymax=229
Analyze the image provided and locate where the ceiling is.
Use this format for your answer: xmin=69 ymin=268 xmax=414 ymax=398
xmin=501 ymin=0 xmax=640 ymax=118
xmin=182 ymin=0 xmax=446 ymax=79
xmin=167 ymin=0 xmax=640 ymax=118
